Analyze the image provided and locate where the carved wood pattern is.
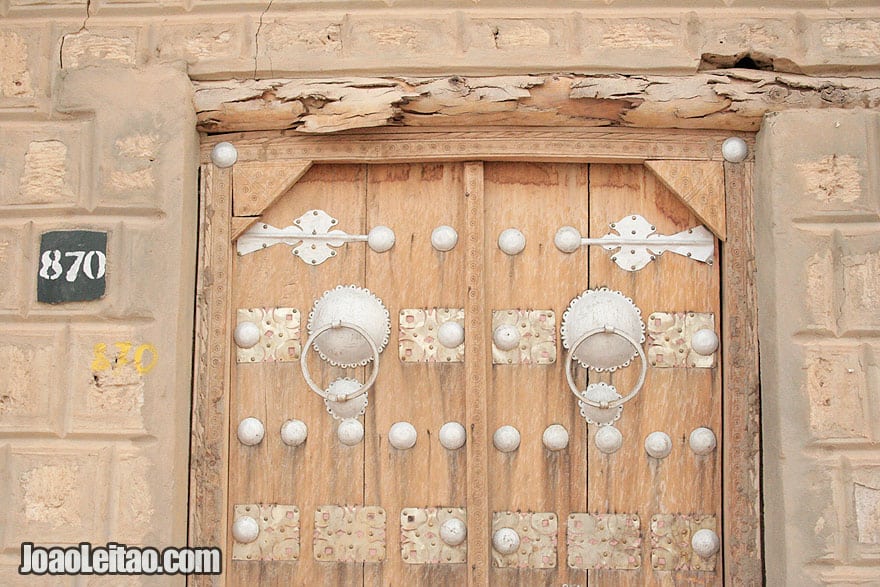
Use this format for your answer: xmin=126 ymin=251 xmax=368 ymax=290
xmin=644 ymin=160 xmax=727 ymax=240
xmin=232 ymin=160 xmax=313 ymax=217
xmin=230 ymin=217 xmax=258 ymax=241
xmin=464 ymin=161 xmax=489 ymax=586
xmin=722 ymin=161 xmax=762 ymax=585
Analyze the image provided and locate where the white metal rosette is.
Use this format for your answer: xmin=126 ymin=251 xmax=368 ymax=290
xmin=307 ymin=285 xmax=390 ymax=368
xmin=561 ymin=288 xmax=645 ymax=372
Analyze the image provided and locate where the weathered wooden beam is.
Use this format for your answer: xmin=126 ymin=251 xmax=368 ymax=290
xmin=194 ymin=71 xmax=880 ymax=134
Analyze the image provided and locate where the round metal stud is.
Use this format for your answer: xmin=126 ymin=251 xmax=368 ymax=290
xmin=691 ymin=329 xmax=719 ymax=356
xmin=595 ymin=426 xmax=623 ymax=454
xmin=498 ymin=228 xmax=526 ymax=256
xmin=324 ymin=379 xmax=369 ymax=420
xmin=367 ymin=226 xmax=396 ymax=253
xmin=578 ymin=382 xmax=624 ymax=426
xmin=645 ymin=431 xmax=673 ymax=459
xmin=237 ymin=417 xmax=265 ymax=446
xmin=388 ymin=421 xmax=418 ymax=450
xmin=689 ymin=427 xmax=717 ymax=455
xmin=210 ymin=141 xmax=238 ymax=168
xmin=492 ymin=527 xmax=520 ymax=555
xmin=440 ymin=518 xmax=467 ymax=546
xmin=561 ymin=288 xmax=646 ymax=371
xmin=492 ymin=324 xmax=520 ymax=351
xmin=233 ymin=321 xmax=261 ymax=349
xmin=439 ymin=421 xmax=467 ymax=450
xmin=337 ymin=418 xmax=364 ymax=446
xmin=280 ymin=419 xmax=308 ymax=447
xmin=308 ymin=285 xmax=390 ymax=367
xmin=691 ymin=528 xmax=721 ymax=558
xmin=232 ymin=516 xmax=260 ymax=543
xmin=554 ymin=226 xmax=583 ymax=253
xmin=431 ymin=225 xmax=459 ymax=252
xmin=542 ymin=424 xmax=569 ymax=451
xmin=438 ymin=321 xmax=465 ymax=349
xmin=721 ymin=136 xmax=748 ymax=163
xmin=493 ymin=425 xmax=521 ymax=452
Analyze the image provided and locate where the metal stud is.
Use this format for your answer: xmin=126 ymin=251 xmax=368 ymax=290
xmin=431 ymin=225 xmax=459 ymax=252
xmin=337 ymin=418 xmax=364 ymax=446
xmin=440 ymin=518 xmax=467 ymax=546
xmin=691 ymin=328 xmax=719 ymax=356
xmin=644 ymin=431 xmax=673 ymax=459
xmin=388 ymin=421 xmax=418 ymax=450
xmin=233 ymin=321 xmax=261 ymax=349
xmin=367 ymin=226 xmax=396 ymax=253
xmin=691 ymin=529 xmax=720 ymax=558
xmin=542 ymin=424 xmax=569 ymax=451
xmin=492 ymin=527 xmax=520 ymax=555
xmin=498 ymin=228 xmax=526 ymax=256
xmin=492 ymin=324 xmax=520 ymax=351
xmin=439 ymin=421 xmax=467 ymax=450
xmin=595 ymin=426 xmax=623 ymax=454
xmin=232 ymin=515 xmax=260 ymax=544
xmin=237 ymin=417 xmax=265 ymax=446
xmin=721 ymin=137 xmax=748 ymax=163
xmin=688 ymin=427 xmax=717 ymax=455
xmin=438 ymin=321 xmax=465 ymax=349
xmin=493 ymin=425 xmax=521 ymax=452
xmin=280 ymin=419 xmax=308 ymax=447
xmin=210 ymin=141 xmax=238 ymax=168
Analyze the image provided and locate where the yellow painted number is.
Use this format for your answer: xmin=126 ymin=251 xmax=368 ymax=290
xmin=91 ymin=342 xmax=158 ymax=375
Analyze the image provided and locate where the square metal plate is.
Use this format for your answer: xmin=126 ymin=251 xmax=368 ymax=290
xmin=400 ymin=507 xmax=467 ymax=564
xmin=313 ymin=505 xmax=386 ymax=563
xmin=236 ymin=307 xmax=301 ymax=363
xmin=646 ymin=312 xmax=716 ymax=368
xmin=491 ymin=511 xmax=557 ymax=569
xmin=567 ymin=513 xmax=641 ymax=570
xmin=232 ymin=504 xmax=300 ymax=561
xmin=399 ymin=308 xmax=465 ymax=363
xmin=650 ymin=514 xmax=718 ymax=571
xmin=491 ymin=310 xmax=557 ymax=365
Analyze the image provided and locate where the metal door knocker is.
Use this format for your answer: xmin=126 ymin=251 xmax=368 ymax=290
xmin=561 ymin=288 xmax=647 ymax=453
xmin=301 ymin=285 xmax=390 ymax=444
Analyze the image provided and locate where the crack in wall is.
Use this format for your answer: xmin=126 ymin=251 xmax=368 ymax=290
xmin=253 ymin=0 xmax=275 ymax=80
xmin=59 ymin=0 xmax=92 ymax=70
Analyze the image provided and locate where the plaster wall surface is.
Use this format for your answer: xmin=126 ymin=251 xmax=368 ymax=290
xmin=0 ymin=2 xmax=877 ymax=585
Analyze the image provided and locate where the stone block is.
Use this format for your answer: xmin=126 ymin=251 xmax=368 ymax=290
xmin=60 ymin=28 xmax=139 ymax=69
xmin=838 ymin=236 xmax=880 ymax=334
xmin=0 ymin=327 xmax=65 ymax=434
xmin=802 ymin=345 xmax=871 ymax=442
xmin=345 ymin=16 xmax=456 ymax=59
xmin=697 ymin=17 xmax=801 ymax=58
xmin=803 ymin=247 xmax=836 ymax=333
xmin=575 ymin=17 xmax=696 ymax=70
xmin=844 ymin=467 xmax=880 ymax=560
xmin=154 ymin=22 xmax=244 ymax=64
xmin=0 ymin=225 xmax=25 ymax=310
xmin=0 ymin=27 xmax=41 ymax=106
xmin=466 ymin=18 xmax=565 ymax=52
xmin=255 ymin=19 xmax=342 ymax=69
xmin=0 ymin=120 xmax=90 ymax=208
xmin=0 ymin=563 xmax=75 ymax=586
xmin=113 ymin=451 xmax=156 ymax=544
xmin=3 ymin=447 xmax=109 ymax=547
xmin=807 ymin=18 xmax=880 ymax=63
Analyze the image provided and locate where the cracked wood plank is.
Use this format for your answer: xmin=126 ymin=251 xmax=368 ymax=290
xmin=194 ymin=71 xmax=880 ymax=134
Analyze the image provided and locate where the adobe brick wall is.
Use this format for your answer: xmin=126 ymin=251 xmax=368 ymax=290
xmin=0 ymin=3 xmax=878 ymax=585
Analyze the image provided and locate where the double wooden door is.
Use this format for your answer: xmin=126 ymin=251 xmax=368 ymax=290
xmin=226 ymin=160 xmax=721 ymax=586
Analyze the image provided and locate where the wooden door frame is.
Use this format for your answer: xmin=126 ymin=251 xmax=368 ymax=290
xmin=189 ymin=126 xmax=761 ymax=585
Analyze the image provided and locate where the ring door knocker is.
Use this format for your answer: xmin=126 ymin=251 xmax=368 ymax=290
xmin=301 ymin=285 xmax=391 ymax=445
xmin=561 ymin=288 xmax=647 ymax=454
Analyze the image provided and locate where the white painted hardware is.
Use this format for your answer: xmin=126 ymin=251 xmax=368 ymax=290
xmin=232 ymin=515 xmax=260 ymax=543
xmin=691 ymin=529 xmax=721 ymax=558
xmin=492 ymin=527 xmax=520 ymax=555
xmin=689 ymin=427 xmax=717 ymax=455
xmin=493 ymin=425 xmax=521 ymax=453
xmin=542 ymin=424 xmax=569 ymax=451
xmin=578 ymin=382 xmax=623 ymax=426
xmin=233 ymin=321 xmax=261 ymax=349
xmin=554 ymin=215 xmax=715 ymax=271
xmin=561 ymin=288 xmax=645 ymax=371
xmin=644 ymin=431 xmax=673 ymax=459
xmin=437 ymin=320 xmax=465 ymax=349
xmin=307 ymin=285 xmax=390 ymax=367
xmin=595 ymin=425 xmax=623 ymax=454
xmin=565 ymin=328 xmax=647 ymax=410
xmin=722 ymin=136 xmax=748 ymax=163
xmin=337 ymin=418 xmax=364 ymax=446
xmin=431 ymin=225 xmax=459 ymax=251
xmin=399 ymin=308 xmax=465 ymax=363
xmin=492 ymin=324 xmax=520 ymax=351
xmin=210 ymin=141 xmax=238 ymax=168
xmin=237 ymin=417 xmax=265 ymax=446
xmin=301 ymin=323 xmax=379 ymax=403
xmin=388 ymin=422 xmax=418 ymax=450
xmin=237 ymin=209 xmax=396 ymax=265
xmin=440 ymin=518 xmax=468 ymax=546
xmin=498 ymin=228 xmax=526 ymax=255
xmin=691 ymin=328 xmax=719 ymax=356
xmin=439 ymin=421 xmax=467 ymax=450
xmin=280 ymin=419 xmax=308 ymax=447
xmin=324 ymin=379 xmax=369 ymax=420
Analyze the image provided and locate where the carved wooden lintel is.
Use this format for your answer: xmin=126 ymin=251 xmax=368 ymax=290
xmin=195 ymin=71 xmax=880 ymax=134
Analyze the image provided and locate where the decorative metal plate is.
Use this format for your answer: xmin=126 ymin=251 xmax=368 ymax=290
xmin=578 ymin=382 xmax=623 ymax=426
xmin=324 ymin=380 xmax=369 ymax=420
xmin=650 ymin=514 xmax=718 ymax=572
xmin=236 ymin=308 xmax=301 ymax=363
xmin=399 ymin=308 xmax=465 ymax=363
xmin=491 ymin=310 xmax=556 ymax=365
xmin=567 ymin=513 xmax=641 ymax=570
xmin=646 ymin=312 xmax=716 ymax=368
xmin=314 ymin=505 xmax=386 ymax=563
xmin=491 ymin=512 xmax=557 ymax=569
xmin=232 ymin=504 xmax=301 ymax=561
xmin=600 ymin=215 xmax=715 ymax=271
xmin=400 ymin=507 xmax=467 ymax=564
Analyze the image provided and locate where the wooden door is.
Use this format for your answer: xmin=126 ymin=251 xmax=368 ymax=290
xmin=223 ymin=160 xmax=722 ymax=586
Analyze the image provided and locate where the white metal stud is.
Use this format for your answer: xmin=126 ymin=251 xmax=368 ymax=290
xmin=439 ymin=421 xmax=467 ymax=450
xmin=388 ymin=421 xmax=418 ymax=450
xmin=492 ymin=324 xmax=520 ymax=352
xmin=337 ymin=418 xmax=364 ymax=446
xmin=721 ymin=137 xmax=748 ymax=163
xmin=492 ymin=527 xmax=521 ymax=555
xmin=691 ymin=328 xmax=719 ymax=356
xmin=595 ymin=426 xmax=623 ymax=454
xmin=438 ymin=321 xmax=465 ymax=349
xmin=232 ymin=515 xmax=260 ymax=543
xmin=498 ymin=228 xmax=526 ymax=255
xmin=367 ymin=226 xmax=396 ymax=253
xmin=237 ymin=417 xmax=265 ymax=446
xmin=280 ymin=419 xmax=308 ymax=447
xmin=210 ymin=141 xmax=238 ymax=168
xmin=431 ymin=225 xmax=459 ymax=252
xmin=691 ymin=528 xmax=721 ymax=558
xmin=233 ymin=320 xmax=262 ymax=349
xmin=689 ymin=427 xmax=717 ymax=455
xmin=645 ymin=431 xmax=673 ymax=459
xmin=542 ymin=424 xmax=569 ymax=451
xmin=440 ymin=518 xmax=468 ymax=546
xmin=493 ymin=425 xmax=521 ymax=452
